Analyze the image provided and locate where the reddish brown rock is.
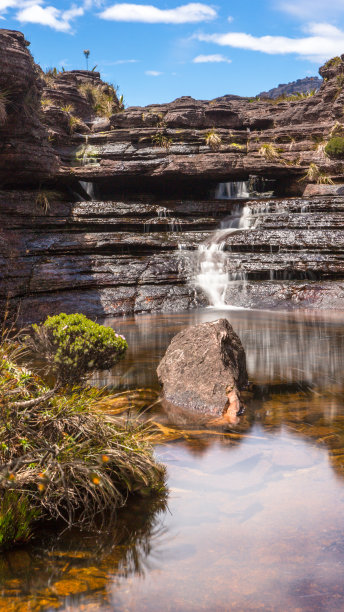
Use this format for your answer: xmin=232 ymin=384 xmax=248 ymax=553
xmin=157 ymin=319 xmax=248 ymax=419
xmin=0 ymin=29 xmax=58 ymax=184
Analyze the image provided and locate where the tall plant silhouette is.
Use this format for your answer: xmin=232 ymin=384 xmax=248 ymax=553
xmin=83 ymin=49 xmax=90 ymax=70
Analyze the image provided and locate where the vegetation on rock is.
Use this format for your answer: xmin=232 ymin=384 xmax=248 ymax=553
xmin=151 ymin=132 xmax=173 ymax=149
xmin=300 ymin=162 xmax=334 ymax=184
xmin=29 ymin=313 xmax=128 ymax=386
xmin=0 ymin=492 xmax=39 ymax=549
xmin=78 ymin=82 xmax=120 ymax=117
xmin=325 ymin=137 xmax=344 ymax=158
xmin=204 ymin=129 xmax=222 ymax=151
xmin=258 ymin=143 xmax=280 ymax=161
xmin=0 ymin=316 xmax=165 ymax=549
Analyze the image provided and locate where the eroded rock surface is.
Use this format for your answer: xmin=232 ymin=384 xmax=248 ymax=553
xmin=0 ymin=30 xmax=58 ymax=184
xmin=157 ymin=319 xmax=248 ymax=418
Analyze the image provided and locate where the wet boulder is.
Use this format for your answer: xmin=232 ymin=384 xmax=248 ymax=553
xmin=157 ymin=319 xmax=248 ymax=419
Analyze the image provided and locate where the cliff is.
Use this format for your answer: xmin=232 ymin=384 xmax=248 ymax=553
xmin=1 ymin=29 xmax=344 ymax=323
xmin=258 ymin=76 xmax=322 ymax=99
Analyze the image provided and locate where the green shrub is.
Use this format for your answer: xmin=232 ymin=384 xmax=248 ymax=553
xmin=325 ymin=136 xmax=344 ymax=158
xmin=0 ymin=338 xmax=165 ymax=533
xmin=30 ymin=313 xmax=128 ymax=385
xmin=0 ymin=492 xmax=39 ymax=550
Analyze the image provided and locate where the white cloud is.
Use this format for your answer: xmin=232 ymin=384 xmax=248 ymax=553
xmin=16 ymin=2 xmax=85 ymax=31
xmin=100 ymin=2 xmax=217 ymax=24
xmin=0 ymin=0 xmax=42 ymax=11
xmin=196 ymin=22 xmax=344 ymax=62
xmin=0 ymin=0 xmax=98 ymax=29
xmin=193 ymin=53 xmax=231 ymax=63
xmin=278 ymin=0 xmax=344 ymax=20
xmin=104 ymin=58 xmax=139 ymax=64
xmin=145 ymin=70 xmax=162 ymax=76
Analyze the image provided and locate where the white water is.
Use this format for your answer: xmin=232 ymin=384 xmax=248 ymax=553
xmin=215 ymin=181 xmax=250 ymax=199
xmin=195 ymin=203 xmax=252 ymax=308
xmin=78 ymin=181 xmax=95 ymax=201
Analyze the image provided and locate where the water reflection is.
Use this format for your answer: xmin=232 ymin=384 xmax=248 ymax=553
xmin=0 ymin=495 xmax=167 ymax=610
xmin=4 ymin=308 xmax=344 ymax=610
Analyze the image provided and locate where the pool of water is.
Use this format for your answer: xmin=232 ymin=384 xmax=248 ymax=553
xmin=2 ymin=308 xmax=344 ymax=611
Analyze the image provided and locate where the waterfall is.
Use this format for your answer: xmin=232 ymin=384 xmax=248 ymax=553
xmin=215 ymin=181 xmax=250 ymax=199
xmin=78 ymin=181 xmax=95 ymax=201
xmin=195 ymin=203 xmax=252 ymax=308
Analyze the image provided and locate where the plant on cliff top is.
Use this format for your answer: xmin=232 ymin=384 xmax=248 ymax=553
xmin=83 ymin=49 xmax=90 ymax=70
xmin=324 ymin=57 xmax=342 ymax=69
xmin=78 ymin=82 xmax=120 ymax=117
xmin=299 ymin=163 xmax=334 ymax=184
xmin=325 ymin=136 xmax=344 ymax=158
xmin=28 ymin=313 xmax=128 ymax=386
xmin=205 ymin=129 xmax=222 ymax=151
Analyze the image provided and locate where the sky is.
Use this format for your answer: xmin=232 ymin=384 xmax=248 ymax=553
xmin=1 ymin=1 xmax=344 ymax=107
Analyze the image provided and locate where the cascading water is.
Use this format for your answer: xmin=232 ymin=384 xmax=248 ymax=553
xmin=195 ymin=203 xmax=252 ymax=308
xmin=78 ymin=181 xmax=95 ymax=201
xmin=215 ymin=181 xmax=250 ymax=199
xmin=193 ymin=198 xmax=317 ymax=308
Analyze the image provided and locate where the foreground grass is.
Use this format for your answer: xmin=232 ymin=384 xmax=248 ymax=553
xmin=0 ymin=338 xmax=166 ymax=547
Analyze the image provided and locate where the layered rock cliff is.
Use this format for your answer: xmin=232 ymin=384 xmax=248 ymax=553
xmin=1 ymin=29 xmax=344 ymax=323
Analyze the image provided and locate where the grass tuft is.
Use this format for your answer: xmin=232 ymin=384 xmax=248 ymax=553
xmin=204 ymin=129 xmax=222 ymax=151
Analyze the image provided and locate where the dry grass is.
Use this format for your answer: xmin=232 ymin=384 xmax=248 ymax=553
xmin=205 ymin=129 xmax=222 ymax=151
xmin=299 ymin=162 xmax=334 ymax=184
xmin=151 ymin=132 xmax=173 ymax=150
xmin=258 ymin=143 xmax=280 ymax=161
xmin=41 ymin=97 xmax=53 ymax=108
xmin=78 ymin=82 xmax=118 ymax=118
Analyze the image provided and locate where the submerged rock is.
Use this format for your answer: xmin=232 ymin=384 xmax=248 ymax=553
xmin=157 ymin=319 xmax=248 ymax=420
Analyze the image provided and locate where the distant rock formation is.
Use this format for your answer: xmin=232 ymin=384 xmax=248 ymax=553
xmin=258 ymin=76 xmax=322 ymax=99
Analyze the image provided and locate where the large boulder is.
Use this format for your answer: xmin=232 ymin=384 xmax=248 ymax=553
xmin=157 ymin=319 xmax=248 ymax=419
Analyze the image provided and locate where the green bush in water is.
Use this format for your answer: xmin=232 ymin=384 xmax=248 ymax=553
xmin=31 ymin=313 xmax=128 ymax=385
xmin=0 ymin=491 xmax=39 ymax=549
xmin=325 ymin=137 xmax=344 ymax=158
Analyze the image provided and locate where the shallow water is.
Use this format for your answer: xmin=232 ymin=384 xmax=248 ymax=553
xmin=3 ymin=308 xmax=344 ymax=611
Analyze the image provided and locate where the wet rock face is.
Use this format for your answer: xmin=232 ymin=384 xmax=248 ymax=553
xmin=0 ymin=29 xmax=58 ymax=184
xmin=157 ymin=319 xmax=248 ymax=418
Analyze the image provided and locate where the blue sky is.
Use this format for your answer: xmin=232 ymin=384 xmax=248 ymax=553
xmin=1 ymin=1 xmax=344 ymax=106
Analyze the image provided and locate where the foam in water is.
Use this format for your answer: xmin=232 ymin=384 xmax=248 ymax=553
xmin=195 ymin=203 xmax=251 ymax=307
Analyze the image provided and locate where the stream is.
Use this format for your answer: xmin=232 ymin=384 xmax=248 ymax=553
xmin=2 ymin=307 xmax=344 ymax=611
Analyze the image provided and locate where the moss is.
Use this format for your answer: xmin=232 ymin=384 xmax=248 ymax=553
xmin=325 ymin=137 xmax=344 ymax=158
